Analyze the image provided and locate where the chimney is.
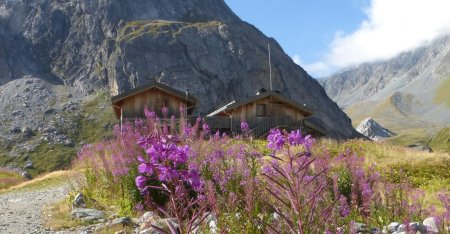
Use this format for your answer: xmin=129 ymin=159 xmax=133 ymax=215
xmin=256 ymin=88 xmax=267 ymax=95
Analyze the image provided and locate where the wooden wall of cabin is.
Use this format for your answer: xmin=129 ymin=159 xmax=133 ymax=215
xmin=120 ymin=89 xmax=187 ymax=119
xmin=230 ymin=96 xmax=306 ymax=127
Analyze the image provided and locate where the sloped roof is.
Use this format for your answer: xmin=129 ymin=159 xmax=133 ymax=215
xmin=111 ymin=82 xmax=196 ymax=104
xmin=207 ymin=91 xmax=313 ymax=117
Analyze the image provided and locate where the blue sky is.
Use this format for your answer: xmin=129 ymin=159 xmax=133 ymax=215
xmin=224 ymin=0 xmax=450 ymax=77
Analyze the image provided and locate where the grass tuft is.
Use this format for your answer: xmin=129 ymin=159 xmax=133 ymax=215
xmin=0 ymin=168 xmax=25 ymax=190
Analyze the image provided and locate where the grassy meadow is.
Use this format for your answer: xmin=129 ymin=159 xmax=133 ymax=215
xmin=2 ymin=128 xmax=448 ymax=232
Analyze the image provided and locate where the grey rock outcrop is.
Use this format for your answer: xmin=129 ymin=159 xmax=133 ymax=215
xmin=407 ymin=143 xmax=433 ymax=152
xmin=71 ymin=208 xmax=105 ymax=221
xmin=0 ymin=0 xmax=358 ymax=140
xmin=356 ymin=118 xmax=395 ymax=140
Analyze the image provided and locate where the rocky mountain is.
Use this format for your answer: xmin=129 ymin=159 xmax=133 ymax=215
xmin=320 ymin=35 xmax=450 ymax=132
xmin=356 ymin=118 xmax=395 ymax=141
xmin=0 ymin=0 xmax=360 ymax=171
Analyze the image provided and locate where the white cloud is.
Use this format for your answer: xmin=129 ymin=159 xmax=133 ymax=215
xmin=305 ymin=0 xmax=450 ymax=77
xmin=292 ymin=54 xmax=333 ymax=77
xmin=292 ymin=54 xmax=302 ymax=66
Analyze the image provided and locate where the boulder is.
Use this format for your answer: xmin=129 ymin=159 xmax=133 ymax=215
xmin=408 ymin=222 xmax=427 ymax=233
xmin=351 ymin=222 xmax=367 ymax=233
xmin=21 ymin=171 xmax=32 ymax=180
xmin=21 ymin=126 xmax=33 ymax=138
xmin=396 ymin=224 xmax=406 ymax=232
xmin=140 ymin=211 xmax=158 ymax=223
xmin=9 ymin=126 xmax=21 ymax=134
xmin=24 ymin=161 xmax=33 ymax=169
xmin=71 ymin=208 xmax=105 ymax=221
xmin=110 ymin=217 xmax=133 ymax=226
xmin=407 ymin=144 xmax=433 ymax=153
xmin=72 ymin=193 xmax=86 ymax=209
xmin=139 ymin=229 xmax=159 ymax=234
xmin=192 ymin=212 xmax=217 ymax=234
xmin=387 ymin=222 xmax=400 ymax=232
xmin=139 ymin=211 xmax=161 ymax=229
xmin=139 ymin=217 xmax=178 ymax=234
xmin=422 ymin=217 xmax=438 ymax=233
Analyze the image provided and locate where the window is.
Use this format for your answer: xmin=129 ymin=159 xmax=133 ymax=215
xmin=256 ymin=104 xmax=267 ymax=117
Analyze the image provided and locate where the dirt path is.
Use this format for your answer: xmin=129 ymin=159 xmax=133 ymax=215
xmin=0 ymin=181 xmax=70 ymax=233
xmin=0 ymin=183 xmax=69 ymax=233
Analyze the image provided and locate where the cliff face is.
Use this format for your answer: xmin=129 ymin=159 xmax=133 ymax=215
xmin=0 ymin=0 xmax=359 ymax=139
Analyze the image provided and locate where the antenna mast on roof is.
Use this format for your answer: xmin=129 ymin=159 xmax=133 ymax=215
xmin=268 ymin=43 xmax=273 ymax=91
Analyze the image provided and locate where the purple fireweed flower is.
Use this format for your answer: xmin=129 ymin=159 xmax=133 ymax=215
xmin=135 ymin=118 xmax=144 ymax=126
xmin=138 ymin=136 xmax=157 ymax=149
xmin=287 ymin=129 xmax=303 ymax=146
xmin=169 ymin=145 xmax=189 ymax=165
xmin=188 ymin=169 xmax=202 ymax=190
xmin=202 ymin=120 xmax=210 ymax=134
xmin=183 ymin=125 xmax=192 ymax=137
xmin=262 ymin=165 xmax=272 ymax=175
xmin=162 ymin=106 xmax=168 ymax=117
xmin=213 ymin=131 xmax=221 ymax=141
xmin=267 ymin=129 xmax=285 ymax=150
xmin=135 ymin=175 xmax=147 ymax=191
xmin=355 ymin=169 xmax=365 ymax=178
xmin=144 ymin=107 xmax=156 ymax=119
xmin=303 ymin=135 xmax=314 ymax=149
xmin=179 ymin=104 xmax=185 ymax=114
xmin=240 ymin=121 xmax=250 ymax=133
xmin=158 ymin=165 xmax=173 ymax=181
xmin=339 ymin=195 xmax=350 ymax=217
xmin=287 ymin=129 xmax=315 ymax=150
xmin=146 ymin=146 xmax=161 ymax=163
xmin=138 ymin=162 xmax=154 ymax=175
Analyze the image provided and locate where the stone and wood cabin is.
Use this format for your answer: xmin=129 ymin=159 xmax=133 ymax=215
xmin=111 ymin=83 xmax=326 ymax=137
xmin=111 ymin=82 xmax=196 ymax=122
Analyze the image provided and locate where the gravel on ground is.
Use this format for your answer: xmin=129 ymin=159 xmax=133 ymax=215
xmin=0 ymin=184 xmax=70 ymax=234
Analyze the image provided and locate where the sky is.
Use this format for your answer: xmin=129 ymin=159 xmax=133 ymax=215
xmin=224 ymin=0 xmax=450 ymax=78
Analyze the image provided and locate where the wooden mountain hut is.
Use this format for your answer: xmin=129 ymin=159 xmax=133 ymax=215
xmin=205 ymin=89 xmax=326 ymax=137
xmin=111 ymin=82 xmax=196 ymax=121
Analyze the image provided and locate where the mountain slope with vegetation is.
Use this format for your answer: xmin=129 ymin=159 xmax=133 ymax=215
xmin=320 ymin=35 xmax=450 ymax=151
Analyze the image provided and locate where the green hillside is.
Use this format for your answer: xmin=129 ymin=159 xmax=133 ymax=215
xmin=429 ymin=127 xmax=450 ymax=153
xmin=434 ymin=78 xmax=450 ymax=107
